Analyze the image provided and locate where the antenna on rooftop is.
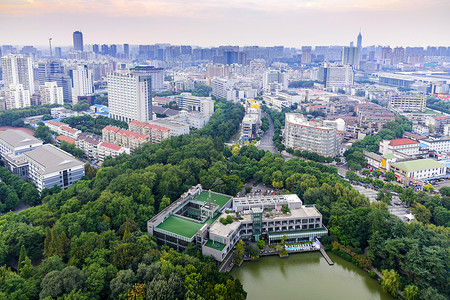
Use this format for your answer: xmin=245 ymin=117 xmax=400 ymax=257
xmin=49 ymin=38 xmax=53 ymax=57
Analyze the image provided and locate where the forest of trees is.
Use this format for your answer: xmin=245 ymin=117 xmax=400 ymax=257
xmin=426 ymin=97 xmax=450 ymax=115
xmin=0 ymin=98 xmax=448 ymax=299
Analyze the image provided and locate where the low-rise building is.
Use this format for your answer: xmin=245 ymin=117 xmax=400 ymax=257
xmin=176 ymin=93 xmax=214 ymax=116
xmin=102 ymin=126 xmax=149 ymax=150
xmin=148 ymin=185 xmax=327 ymax=262
xmin=0 ymin=129 xmax=43 ymax=156
xmin=98 ymin=142 xmax=129 ymax=161
xmin=379 ymin=138 xmax=420 ymax=158
xmin=76 ymin=132 xmax=102 ymax=161
xmin=389 ymin=158 xmax=446 ymax=185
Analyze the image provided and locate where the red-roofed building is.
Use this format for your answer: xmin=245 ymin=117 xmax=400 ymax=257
xmin=56 ymin=135 xmax=76 ymax=145
xmin=45 ymin=120 xmax=80 ymax=139
xmin=102 ymin=125 xmax=149 ymax=150
xmin=129 ymin=120 xmax=170 ymax=143
xmin=98 ymin=142 xmax=130 ymax=161
xmin=379 ymin=138 xmax=420 ymax=158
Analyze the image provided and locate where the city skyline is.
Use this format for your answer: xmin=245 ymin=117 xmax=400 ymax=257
xmin=0 ymin=0 xmax=449 ymax=47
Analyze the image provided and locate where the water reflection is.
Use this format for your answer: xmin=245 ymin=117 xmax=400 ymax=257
xmin=231 ymin=252 xmax=393 ymax=300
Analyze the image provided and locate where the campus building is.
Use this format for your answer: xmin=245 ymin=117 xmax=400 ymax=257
xmin=284 ymin=113 xmax=339 ymax=157
xmin=379 ymin=138 xmax=420 ymax=158
xmin=148 ymin=185 xmax=327 ymax=262
xmin=23 ymin=144 xmax=85 ymax=192
xmin=176 ymin=93 xmax=214 ymax=116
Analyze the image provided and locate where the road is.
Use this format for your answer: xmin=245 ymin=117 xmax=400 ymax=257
xmin=257 ymin=111 xmax=277 ymax=154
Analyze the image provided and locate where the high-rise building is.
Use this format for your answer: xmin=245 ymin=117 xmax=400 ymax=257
xmin=42 ymin=82 xmax=64 ymax=105
xmin=101 ymin=44 xmax=109 ymax=55
xmin=357 ymin=32 xmax=362 ymax=49
xmin=2 ymin=53 xmax=35 ymax=95
xmin=54 ymin=47 xmax=62 ymax=58
xmin=176 ymin=93 xmax=214 ymax=115
xmin=108 ymin=72 xmax=152 ymax=123
xmin=129 ymin=65 xmax=165 ymax=92
xmin=388 ymin=94 xmax=426 ymax=112
xmin=92 ymin=44 xmax=99 ymax=54
xmin=318 ymin=63 xmax=353 ymax=92
xmin=381 ymin=46 xmax=393 ymax=60
xmin=123 ymin=44 xmax=129 ymax=58
xmin=301 ymin=47 xmax=312 ymax=64
xmin=110 ymin=44 xmax=117 ymax=57
xmin=392 ymin=47 xmax=405 ymax=65
xmin=73 ymin=31 xmax=84 ymax=51
xmin=70 ymin=65 xmax=93 ymax=104
xmin=5 ymin=84 xmax=30 ymax=109
xmin=341 ymin=46 xmax=360 ymax=67
xmin=37 ymin=60 xmax=63 ymax=85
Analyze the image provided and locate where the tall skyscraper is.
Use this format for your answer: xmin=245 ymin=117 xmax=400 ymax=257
xmin=108 ymin=72 xmax=152 ymax=123
xmin=342 ymin=46 xmax=360 ymax=67
xmin=5 ymin=84 xmax=30 ymax=109
xmin=301 ymin=46 xmax=312 ymax=64
xmin=110 ymin=44 xmax=117 ymax=57
xmin=2 ymin=53 xmax=35 ymax=95
xmin=92 ymin=44 xmax=99 ymax=54
xmin=70 ymin=65 xmax=93 ymax=104
xmin=123 ymin=44 xmax=129 ymax=58
xmin=73 ymin=31 xmax=84 ymax=51
xmin=357 ymin=32 xmax=362 ymax=49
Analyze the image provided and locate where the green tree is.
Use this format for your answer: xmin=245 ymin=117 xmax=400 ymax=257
xmin=234 ymin=240 xmax=245 ymax=264
xmin=400 ymin=188 xmax=417 ymax=205
xmin=257 ymin=240 xmax=265 ymax=250
xmin=384 ymin=171 xmax=396 ymax=181
xmin=380 ymin=269 xmax=401 ymax=297
xmin=411 ymin=202 xmax=431 ymax=223
xmin=159 ymin=195 xmax=171 ymax=212
xmin=404 ymin=284 xmax=419 ymax=300
xmin=247 ymin=244 xmax=260 ymax=259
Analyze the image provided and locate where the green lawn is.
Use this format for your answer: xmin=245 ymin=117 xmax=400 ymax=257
xmin=193 ymin=191 xmax=232 ymax=209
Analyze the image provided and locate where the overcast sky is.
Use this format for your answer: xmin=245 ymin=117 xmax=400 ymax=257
xmin=0 ymin=0 xmax=449 ymax=47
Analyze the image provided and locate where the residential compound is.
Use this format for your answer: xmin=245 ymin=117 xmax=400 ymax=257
xmin=388 ymin=94 xmax=426 ymax=112
xmin=0 ymin=130 xmax=84 ymax=191
xmin=148 ymin=185 xmax=327 ymax=262
xmin=284 ymin=113 xmax=340 ymax=157
xmin=2 ymin=54 xmax=35 ymax=109
xmin=102 ymin=126 xmax=149 ymax=150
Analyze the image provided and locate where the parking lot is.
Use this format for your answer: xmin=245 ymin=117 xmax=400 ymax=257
xmin=351 ymin=184 xmax=379 ymax=203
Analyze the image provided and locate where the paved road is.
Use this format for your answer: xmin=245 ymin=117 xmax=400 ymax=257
xmin=351 ymin=185 xmax=379 ymax=203
xmin=257 ymin=111 xmax=277 ymax=154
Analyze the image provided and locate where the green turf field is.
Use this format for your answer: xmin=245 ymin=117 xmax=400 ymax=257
xmin=156 ymin=216 xmax=203 ymax=238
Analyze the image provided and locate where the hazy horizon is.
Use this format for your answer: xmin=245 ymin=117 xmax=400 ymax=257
xmin=0 ymin=0 xmax=449 ymax=47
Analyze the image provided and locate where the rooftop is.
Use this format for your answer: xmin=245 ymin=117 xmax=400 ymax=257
xmin=204 ymin=239 xmax=226 ymax=251
xmin=0 ymin=129 xmax=42 ymax=149
xmin=57 ymin=135 xmax=76 ymax=145
xmin=389 ymin=138 xmax=419 ymax=146
xmin=23 ymin=144 xmax=83 ymax=175
xmin=99 ymin=142 xmax=122 ymax=151
xmin=391 ymin=159 xmax=445 ymax=172
xmin=193 ymin=191 xmax=232 ymax=209
xmin=156 ymin=215 xmax=204 ymax=238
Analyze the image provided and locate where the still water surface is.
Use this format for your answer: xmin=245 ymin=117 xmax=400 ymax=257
xmin=231 ymin=251 xmax=393 ymax=300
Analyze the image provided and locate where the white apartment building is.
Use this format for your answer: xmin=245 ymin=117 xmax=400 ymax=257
xmin=284 ymin=113 xmax=339 ymax=157
xmin=42 ymin=82 xmax=64 ymax=105
xmin=70 ymin=65 xmax=93 ymax=104
xmin=419 ymin=138 xmax=450 ymax=153
xmin=379 ymin=138 xmax=420 ymax=157
xmin=2 ymin=54 xmax=35 ymax=95
xmin=5 ymin=84 xmax=31 ymax=109
xmin=98 ymin=142 xmax=130 ymax=162
xmin=177 ymin=93 xmax=214 ymax=115
xmin=388 ymin=94 xmax=426 ymax=112
xmin=108 ymin=72 xmax=152 ymax=123
xmin=211 ymin=77 xmax=235 ymax=100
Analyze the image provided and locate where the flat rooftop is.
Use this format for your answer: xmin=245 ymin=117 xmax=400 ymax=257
xmin=156 ymin=191 xmax=232 ymax=238
xmin=391 ymin=159 xmax=445 ymax=172
xmin=0 ymin=129 xmax=42 ymax=148
xmin=234 ymin=194 xmax=302 ymax=208
xmin=23 ymin=144 xmax=84 ymax=175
